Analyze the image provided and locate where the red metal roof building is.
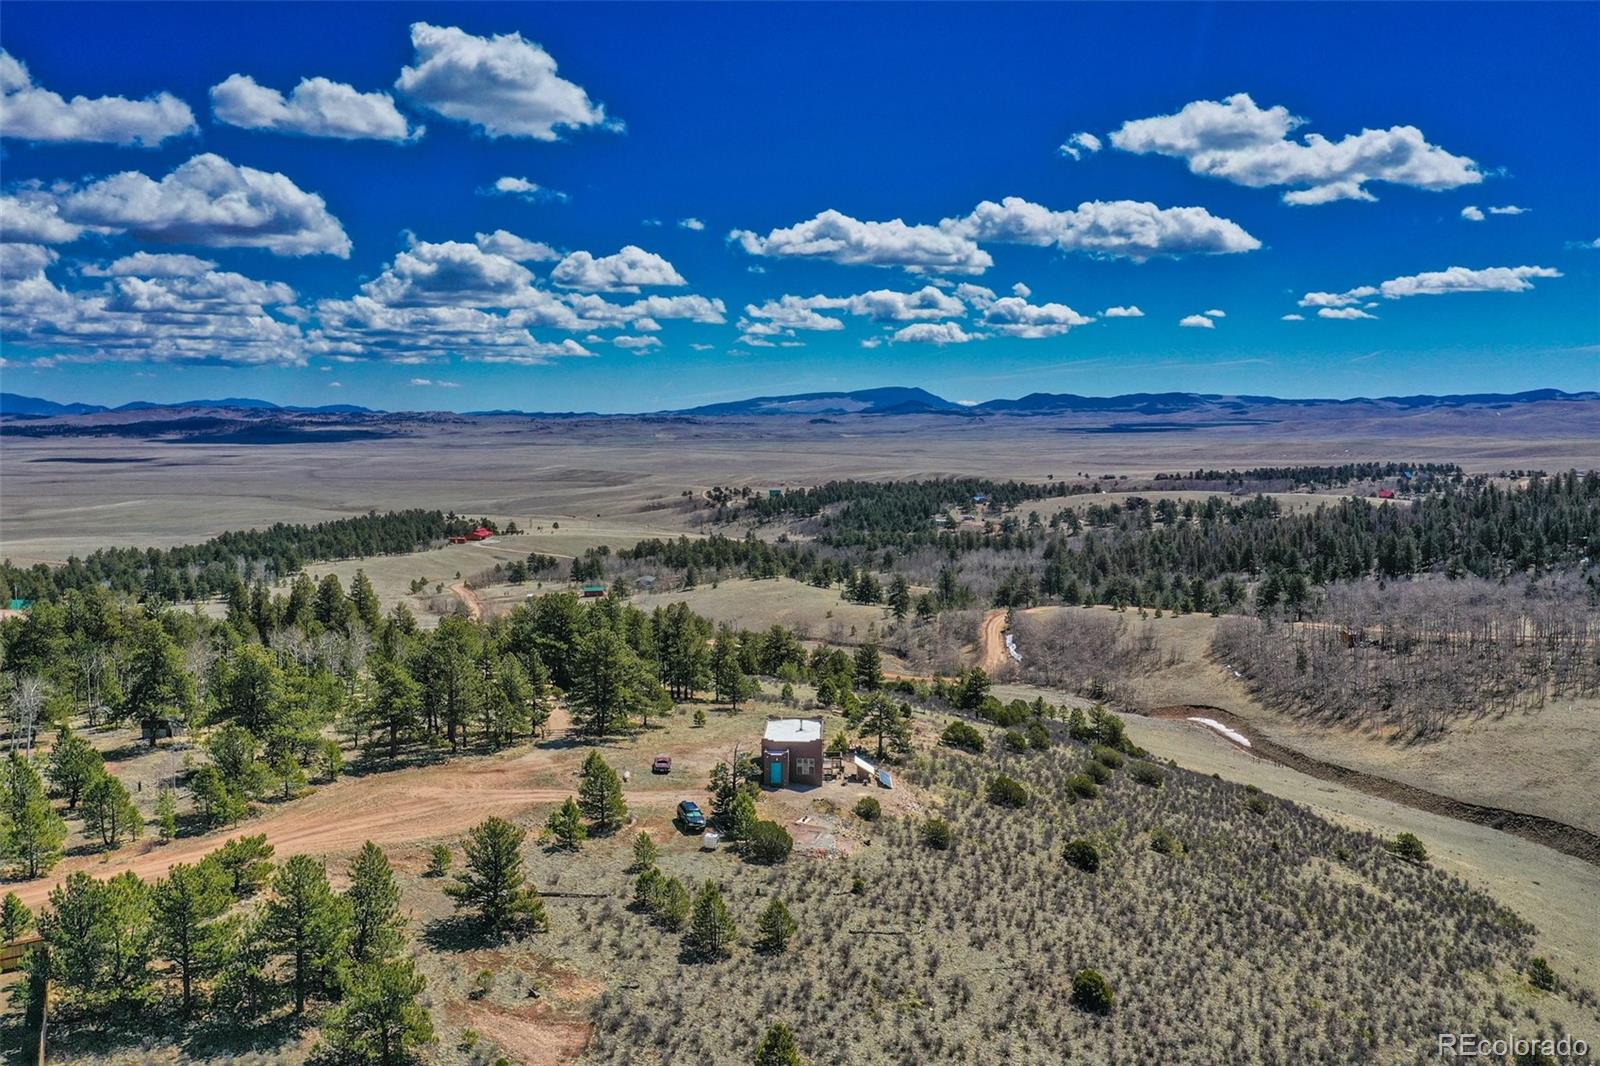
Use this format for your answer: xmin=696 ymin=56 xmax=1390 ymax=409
xmin=469 ymin=527 xmax=494 ymax=540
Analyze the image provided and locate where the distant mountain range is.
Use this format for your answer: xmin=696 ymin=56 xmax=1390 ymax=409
xmin=4 ymin=386 xmax=1596 ymax=421
xmin=0 ymin=393 xmax=375 ymax=417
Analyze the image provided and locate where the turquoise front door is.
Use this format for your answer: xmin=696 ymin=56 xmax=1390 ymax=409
xmin=769 ymin=761 xmax=783 ymax=786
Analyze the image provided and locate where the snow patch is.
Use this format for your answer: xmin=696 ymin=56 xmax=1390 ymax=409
xmin=1187 ymin=717 xmax=1251 ymax=748
xmin=1004 ymin=632 xmax=1022 ymax=663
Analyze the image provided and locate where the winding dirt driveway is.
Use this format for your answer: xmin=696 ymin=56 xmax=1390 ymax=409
xmin=8 ymin=715 xmax=669 ymax=909
xmin=977 ymin=609 xmax=1010 ymax=673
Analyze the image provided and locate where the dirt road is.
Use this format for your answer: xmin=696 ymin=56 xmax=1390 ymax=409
xmin=9 ymin=730 xmax=670 ymax=909
xmin=978 ymin=609 xmax=1010 ymax=673
xmin=452 ymin=580 xmax=486 ymax=621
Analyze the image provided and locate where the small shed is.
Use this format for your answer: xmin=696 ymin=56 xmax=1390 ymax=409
xmin=140 ymin=716 xmax=185 ymax=745
xmin=768 ymin=487 xmax=784 ymax=498
xmin=850 ymin=753 xmax=877 ymax=784
xmin=581 ymin=583 xmax=607 ymax=599
xmin=762 ymin=716 xmax=825 ymax=787
xmin=1376 ymin=488 xmax=1396 ymax=500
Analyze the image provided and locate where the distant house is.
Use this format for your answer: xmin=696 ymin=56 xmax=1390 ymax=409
xmin=761 ymin=716 xmax=824 ymax=787
xmin=768 ymin=487 xmax=784 ymax=498
xmin=468 ymin=526 xmax=494 ymax=540
xmin=1376 ymin=488 xmax=1396 ymax=500
xmin=581 ymin=583 xmax=607 ymax=598
xmin=449 ymin=536 xmax=469 ymax=544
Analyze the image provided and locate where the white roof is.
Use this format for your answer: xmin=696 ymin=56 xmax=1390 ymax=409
xmin=764 ymin=717 xmax=823 ymax=744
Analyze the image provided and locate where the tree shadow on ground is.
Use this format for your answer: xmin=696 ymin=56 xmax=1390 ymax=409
xmin=420 ymin=911 xmax=490 ymax=952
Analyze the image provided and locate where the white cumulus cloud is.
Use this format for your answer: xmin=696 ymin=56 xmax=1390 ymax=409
xmin=1110 ymin=92 xmax=1481 ymax=204
xmin=1101 ymin=305 xmax=1144 ymax=318
xmin=1317 ymin=307 xmax=1377 ymax=320
xmin=55 ymin=153 xmax=351 ymax=257
xmin=1179 ymin=314 xmax=1215 ymax=329
xmin=981 ymin=296 xmax=1093 ymax=338
xmin=678 ymin=217 xmax=705 ymax=231
xmin=892 ymin=321 xmax=976 ymax=345
xmin=0 ymin=49 xmax=195 ymax=146
xmin=474 ymin=230 xmax=560 ymax=262
xmin=949 ymin=197 xmax=1259 ymax=258
xmin=731 ymin=209 xmax=992 ymax=274
xmin=0 ymin=195 xmax=86 ymax=244
xmin=211 ymin=74 xmax=420 ymax=141
xmin=84 ymin=252 xmax=218 ymax=277
xmin=395 ymin=22 xmax=614 ymax=140
xmin=1460 ymin=205 xmax=1485 ymax=222
xmin=551 ymin=246 xmax=687 ymax=292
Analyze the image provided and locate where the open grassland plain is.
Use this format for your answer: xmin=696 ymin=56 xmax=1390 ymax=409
xmin=6 ymin=408 xmax=1599 ymax=565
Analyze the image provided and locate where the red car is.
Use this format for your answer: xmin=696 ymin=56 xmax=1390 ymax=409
xmin=652 ymin=755 xmax=672 ymax=774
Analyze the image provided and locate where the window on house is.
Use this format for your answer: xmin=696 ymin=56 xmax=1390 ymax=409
xmin=796 ymin=757 xmax=815 ymax=777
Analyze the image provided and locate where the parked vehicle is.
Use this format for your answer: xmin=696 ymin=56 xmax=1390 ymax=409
xmin=676 ymin=799 xmax=706 ymax=831
xmin=652 ymin=754 xmax=672 ymax=774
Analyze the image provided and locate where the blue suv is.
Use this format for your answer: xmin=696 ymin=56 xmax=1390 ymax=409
xmin=676 ymin=800 xmax=707 ymax=832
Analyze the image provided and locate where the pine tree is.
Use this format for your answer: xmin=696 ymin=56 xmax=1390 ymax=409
xmin=683 ymin=879 xmax=736 ymax=961
xmin=857 ymin=693 xmax=910 ymax=760
xmin=369 ymin=658 xmax=422 ymax=761
xmin=41 ymin=870 xmax=153 ymax=1006
xmin=349 ymin=569 xmax=383 ymax=631
xmin=155 ymin=786 xmax=179 ymax=842
xmin=262 ymin=855 xmax=348 ymax=1014
xmin=82 ymin=769 xmax=143 ymax=848
xmin=325 ymin=955 xmax=436 ymax=1065
xmin=658 ymin=876 xmax=691 ymax=930
xmin=577 ymin=750 xmax=628 ymax=834
xmin=569 ymin=625 xmax=644 ymax=738
xmin=449 ymin=816 xmax=547 ymax=936
xmin=544 ymin=797 xmax=588 ymax=851
xmin=2 ymin=754 xmax=66 ymax=878
xmin=754 ymin=897 xmax=796 ymax=954
xmin=314 ymin=573 xmax=355 ymax=632
xmin=887 ymin=575 xmax=912 ymax=621
xmin=0 ymin=891 xmax=33 ymax=942
xmin=153 ymin=860 xmax=232 ymax=1012
xmin=210 ymin=833 xmax=275 ymax=898
xmin=711 ymin=623 xmax=748 ymax=710
xmin=121 ymin=620 xmax=197 ymax=741
xmin=852 ymin=643 xmax=883 ymax=692
xmin=346 ymin=842 xmax=405 ymax=966
xmin=631 ymin=831 xmax=659 ymax=871
xmin=45 ymin=725 xmax=102 ymax=809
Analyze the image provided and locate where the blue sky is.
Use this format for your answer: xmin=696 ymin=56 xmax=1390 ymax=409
xmin=1 ymin=2 xmax=1596 ymax=411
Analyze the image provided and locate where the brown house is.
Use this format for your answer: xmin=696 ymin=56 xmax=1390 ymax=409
xmin=761 ymin=716 xmax=824 ymax=788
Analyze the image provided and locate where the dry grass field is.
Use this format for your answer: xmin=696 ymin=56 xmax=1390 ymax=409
xmin=5 ymin=408 xmax=1596 ymax=566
